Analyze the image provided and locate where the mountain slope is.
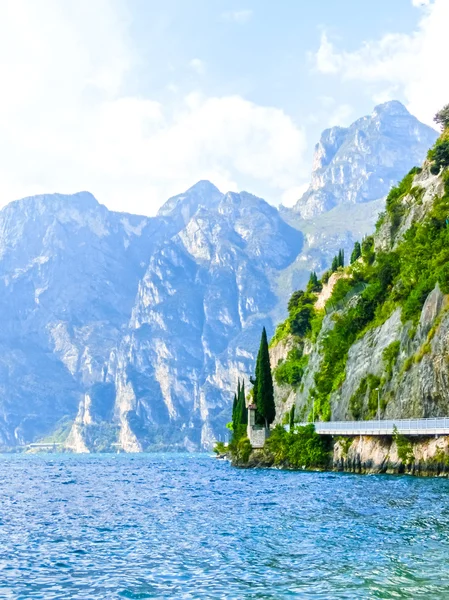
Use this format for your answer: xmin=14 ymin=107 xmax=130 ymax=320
xmin=270 ymin=131 xmax=449 ymax=432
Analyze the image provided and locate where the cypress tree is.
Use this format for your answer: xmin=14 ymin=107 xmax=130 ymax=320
xmin=250 ymin=374 xmax=257 ymax=407
xmin=338 ymin=248 xmax=344 ymax=268
xmin=331 ymin=255 xmax=338 ymax=272
xmin=350 ymin=241 xmax=361 ymax=264
xmin=289 ymin=404 xmax=295 ymax=430
xmin=232 ymin=392 xmax=238 ymax=428
xmin=255 ymin=327 xmax=276 ymax=428
xmin=239 ymin=380 xmax=247 ymax=425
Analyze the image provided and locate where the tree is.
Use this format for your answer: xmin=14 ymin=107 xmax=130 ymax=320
xmin=338 ymin=248 xmax=345 ymax=268
xmin=350 ymin=241 xmax=361 ymax=264
xmin=231 ymin=392 xmax=238 ymax=428
xmin=434 ymin=103 xmax=449 ymax=130
xmin=289 ymin=405 xmax=295 ymax=430
xmin=331 ymin=255 xmax=338 ymax=272
xmin=288 ymin=290 xmax=304 ymax=313
xmin=239 ymin=380 xmax=247 ymax=425
xmin=307 ymin=271 xmax=322 ymax=293
xmin=255 ymin=327 xmax=276 ymax=428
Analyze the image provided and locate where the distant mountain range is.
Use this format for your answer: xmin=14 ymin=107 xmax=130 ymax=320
xmin=0 ymin=101 xmax=437 ymax=451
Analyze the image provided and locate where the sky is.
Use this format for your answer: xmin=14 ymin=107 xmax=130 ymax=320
xmin=0 ymin=0 xmax=446 ymax=215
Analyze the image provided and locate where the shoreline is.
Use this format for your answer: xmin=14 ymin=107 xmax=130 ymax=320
xmin=226 ymin=433 xmax=449 ymax=478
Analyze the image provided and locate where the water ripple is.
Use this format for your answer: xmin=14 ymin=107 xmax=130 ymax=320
xmin=0 ymin=454 xmax=448 ymax=598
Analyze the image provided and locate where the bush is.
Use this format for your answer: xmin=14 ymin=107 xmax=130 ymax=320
xmin=274 ymin=347 xmax=308 ymax=387
xmin=264 ymin=424 xmax=330 ymax=469
xmin=285 ymin=290 xmax=317 ymax=338
xmin=213 ymin=441 xmax=227 ymax=455
xmin=326 ymin=277 xmax=354 ymax=307
xmin=361 ymin=235 xmax=375 ymax=265
xmin=393 ymin=425 xmax=414 ymax=466
xmin=382 ymin=341 xmax=400 ymax=378
xmin=428 ymin=139 xmax=449 ymax=174
xmin=321 ymin=270 xmax=331 ymax=284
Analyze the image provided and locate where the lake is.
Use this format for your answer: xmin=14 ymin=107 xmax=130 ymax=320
xmin=0 ymin=453 xmax=448 ymax=598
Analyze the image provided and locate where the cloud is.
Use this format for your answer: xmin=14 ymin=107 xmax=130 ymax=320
xmin=189 ymin=58 xmax=206 ymax=75
xmin=0 ymin=0 xmax=306 ymax=215
xmin=85 ymin=93 xmax=307 ymax=214
xmin=312 ymin=0 xmax=448 ymax=126
xmin=281 ymin=183 xmax=309 ymax=207
xmin=220 ymin=9 xmax=253 ymax=24
xmin=316 ymin=97 xmax=354 ymax=127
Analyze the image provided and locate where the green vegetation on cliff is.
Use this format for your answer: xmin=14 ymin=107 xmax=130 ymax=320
xmin=270 ymin=111 xmax=449 ymax=423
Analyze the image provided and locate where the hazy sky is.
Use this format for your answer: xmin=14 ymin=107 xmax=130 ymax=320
xmin=0 ymin=0 xmax=445 ymax=214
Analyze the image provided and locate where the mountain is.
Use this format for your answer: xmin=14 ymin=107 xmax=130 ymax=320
xmin=108 ymin=188 xmax=303 ymax=451
xmin=0 ymin=185 xmax=303 ymax=451
xmin=270 ymin=128 xmax=449 ymax=433
xmin=292 ymin=101 xmax=438 ymax=219
xmin=0 ymin=102 xmax=438 ymax=451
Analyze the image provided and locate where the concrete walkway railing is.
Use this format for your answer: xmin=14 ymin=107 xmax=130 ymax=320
xmin=295 ymin=417 xmax=449 ymax=436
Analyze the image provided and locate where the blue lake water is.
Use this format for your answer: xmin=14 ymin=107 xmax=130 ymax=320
xmin=1 ymin=453 xmax=449 ymax=599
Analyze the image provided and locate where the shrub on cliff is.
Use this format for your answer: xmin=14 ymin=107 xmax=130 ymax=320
xmin=274 ymin=347 xmax=308 ymax=388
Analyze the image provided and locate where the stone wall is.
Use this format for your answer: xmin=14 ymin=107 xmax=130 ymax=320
xmin=248 ymin=426 xmax=269 ymax=449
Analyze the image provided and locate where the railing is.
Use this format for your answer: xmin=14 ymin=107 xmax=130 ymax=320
xmin=295 ymin=417 xmax=449 ymax=436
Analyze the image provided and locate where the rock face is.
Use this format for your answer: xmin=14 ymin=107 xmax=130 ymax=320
xmin=0 ymin=185 xmax=303 ymax=450
xmin=333 ymin=435 xmax=449 ymax=477
xmin=292 ymin=101 xmax=438 ymax=219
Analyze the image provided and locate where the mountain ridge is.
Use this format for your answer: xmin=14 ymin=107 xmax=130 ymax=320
xmin=0 ymin=101 xmax=438 ymax=451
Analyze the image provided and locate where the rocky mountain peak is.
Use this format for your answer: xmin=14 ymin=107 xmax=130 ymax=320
xmin=292 ymin=101 xmax=438 ymax=219
xmin=371 ymin=99 xmax=410 ymax=118
xmin=157 ymin=180 xmax=223 ymax=226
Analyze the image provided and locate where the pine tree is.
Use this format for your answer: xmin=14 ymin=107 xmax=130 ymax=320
xmin=350 ymin=241 xmax=361 ymax=264
xmin=255 ymin=327 xmax=276 ymax=428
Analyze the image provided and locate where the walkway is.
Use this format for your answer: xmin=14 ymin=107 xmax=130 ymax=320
xmin=298 ymin=417 xmax=449 ymax=436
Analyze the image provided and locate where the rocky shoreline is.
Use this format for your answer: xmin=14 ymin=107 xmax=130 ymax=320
xmin=228 ymin=434 xmax=449 ymax=477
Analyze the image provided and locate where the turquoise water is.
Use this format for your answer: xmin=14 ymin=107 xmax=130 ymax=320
xmin=1 ymin=454 xmax=449 ymax=599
